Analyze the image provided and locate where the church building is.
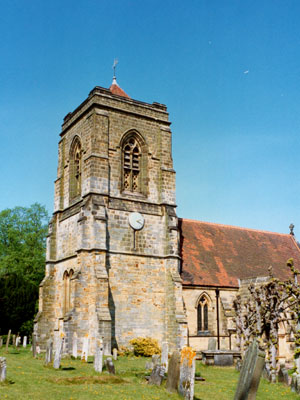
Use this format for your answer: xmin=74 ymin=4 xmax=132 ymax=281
xmin=35 ymin=79 xmax=300 ymax=360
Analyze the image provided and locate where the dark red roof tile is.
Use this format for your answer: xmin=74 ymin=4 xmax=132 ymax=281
xmin=179 ymin=219 xmax=300 ymax=288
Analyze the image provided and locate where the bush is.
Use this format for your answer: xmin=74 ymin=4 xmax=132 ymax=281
xmin=118 ymin=346 xmax=132 ymax=356
xmin=129 ymin=337 xmax=161 ymax=357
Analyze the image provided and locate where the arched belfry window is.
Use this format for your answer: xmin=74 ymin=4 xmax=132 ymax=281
xmin=197 ymin=294 xmax=209 ymax=333
xmin=122 ymin=135 xmax=142 ymax=193
xmin=63 ymin=269 xmax=74 ymax=314
xmin=69 ymin=137 xmax=82 ymax=201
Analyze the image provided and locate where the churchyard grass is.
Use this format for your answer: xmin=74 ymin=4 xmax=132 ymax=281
xmin=0 ymin=347 xmax=299 ymax=400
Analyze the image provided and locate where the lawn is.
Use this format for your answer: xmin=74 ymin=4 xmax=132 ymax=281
xmin=0 ymin=347 xmax=298 ymax=400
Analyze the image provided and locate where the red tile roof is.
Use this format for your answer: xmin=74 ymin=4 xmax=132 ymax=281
xmin=109 ymin=82 xmax=130 ymax=98
xmin=179 ymin=219 xmax=300 ymax=288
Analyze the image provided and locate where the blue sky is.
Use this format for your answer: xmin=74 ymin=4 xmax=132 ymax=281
xmin=1 ymin=0 xmax=300 ymax=237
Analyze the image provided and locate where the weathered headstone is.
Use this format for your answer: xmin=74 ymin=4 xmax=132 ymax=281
xmin=278 ymin=364 xmax=289 ymax=385
xmin=32 ymin=334 xmax=37 ymax=358
xmin=235 ymin=358 xmax=242 ymax=371
xmin=113 ymin=348 xmax=118 ymax=361
xmin=12 ymin=335 xmax=16 ymax=346
xmin=178 ymin=347 xmax=196 ymax=400
xmin=161 ymin=342 xmax=168 ymax=371
xmin=234 ymin=340 xmax=265 ymax=400
xmin=5 ymin=330 xmax=11 ymax=352
xmin=166 ymin=350 xmax=181 ymax=393
xmin=214 ymin=353 xmax=233 ymax=366
xmin=0 ymin=357 xmax=6 ymax=382
xmin=208 ymin=337 xmax=217 ymax=350
xmin=45 ymin=338 xmax=53 ymax=366
xmin=15 ymin=336 xmax=20 ymax=347
xmin=53 ymin=333 xmax=65 ymax=369
xmin=23 ymin=336 xmax=27 ymax=348
xmin=94 ymin=338 xmax=103 ymax=373
xmin=0 ymin=337 xmax=3 ymax=347
xmin=72 ymin=332 xmax=78 ymax=358
xmin=291 ymin=372 xmax=298 ymax=392
xmin=81 ymin=334 xmax=89 ymax=362
xmin=148 ymin=364 xmax=165 ymax=386
xmin=152 ymin=354 xmax=160 ymax=368
xmin=105 ymin=357 xmax=115 ymax=374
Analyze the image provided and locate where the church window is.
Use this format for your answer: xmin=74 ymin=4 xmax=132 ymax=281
xmin=63 ymin=269 xmax=73 ymax=314
xmin=197 ymin=295 xmax=209 ymax=332
xmin=122 ymin=136 xmax=141 ymax=192
xmin=69 ymin=138 xmax=82 ymax=201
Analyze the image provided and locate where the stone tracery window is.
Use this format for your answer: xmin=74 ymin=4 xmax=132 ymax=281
xmin=63 ymin=269 xmax=74 ymax=314
xmin=197 ymin=294 xmax=209 ymax=332
xmin=69 ymin=137 xmax=82 ymax=200
xmin=122 ymin=136 xmax=141 ymax=192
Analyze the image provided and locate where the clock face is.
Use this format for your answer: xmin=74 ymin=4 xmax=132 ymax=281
xmin=128 ymin=212 xmax=144 ymax=230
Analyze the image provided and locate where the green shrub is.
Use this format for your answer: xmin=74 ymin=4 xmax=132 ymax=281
xmin=129 ymin=337 xmax=161 ymax=357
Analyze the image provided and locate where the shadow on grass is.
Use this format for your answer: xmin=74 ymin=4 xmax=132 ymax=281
xmin=0 ymin=379 xmax=15 ymax=385
xmin=47 ymin=375 xmax=126 ymax=385
xmin=61 ymin=367 xmax=76 ymax=371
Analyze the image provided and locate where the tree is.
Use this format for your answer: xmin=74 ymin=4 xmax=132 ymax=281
xmin=233 ymin=260 xmax=300 ymax=382
xmin=0 ymin=203 xmax=49 ymax=335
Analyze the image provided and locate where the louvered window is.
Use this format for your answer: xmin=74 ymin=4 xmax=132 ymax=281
xmin=122 ymin=137 xmax=141 ymax=192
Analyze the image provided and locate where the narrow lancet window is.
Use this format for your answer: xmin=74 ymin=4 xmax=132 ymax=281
xmin=122 ymin=137 xmax=141 ymax=192
xmin=70 ymin=138 xmax=82 ymax=200
xmin=197 ymin=295 xmax=209 ymax=333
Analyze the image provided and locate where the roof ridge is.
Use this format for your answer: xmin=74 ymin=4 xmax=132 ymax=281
xmin=179 ymin=218 xmax=290 ymax=237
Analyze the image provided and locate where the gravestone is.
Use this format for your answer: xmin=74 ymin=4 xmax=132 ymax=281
xmin=36 ymin=345 xmax=41 ymax=354
xmin=113 ymin=348 xmax=118 ymax=361
xmin=81 ymin=334 xmax=89 ymax=362
xmin=148 ymin=364 xmax=165 ymax=386
xmin=0 ymin=357 xmax=6 ymax=382
xmin=32 ymin=334 xmax=37 ymax=358
xmin=235 ymin=358 xmax=242 ymax=371
xmin=15 ymin=336 xmax=20 ymax=347
xmin=152 ymin=354 xmax=160 ymax=368
xmin=178 ymin=347 xmax=196 ymax=400
xmin=94 ymin=338 xmax=103 ymax=373
xmin=53 ymin=333 xmax=65 ymax=369
xmin=23 ymin=336 xmax=27 ymax=348
xmin=161 ymin=341 xmax=168 ymax=371
xmin=234 ymin=340 xmax=265 ymax=400
xmin=214 ymin=353 xmax=233 ymax=366
xmin=45 ymin=338 xmax=53 ymax=365
xmin=278 ymin=364 xmax=289 ymax=385
xmin=0 ymin=337 xmax=3 ymax=347
xmin=291 ymin=372 xmax=298 ymax=392
xmin=12 ymin=335 xmax=16 ymax=346
xmin=72 ymin=332 xmax=78 ymax=358
xmin=166 ymin=350 xmax=181 ymax=393
xmin=105 ymin=357 xmax=115 ymax=374
xmin=208 ymin=338 xmax=217 ymax=350
xmin=5 ymin=330 xmax=11 ymax=352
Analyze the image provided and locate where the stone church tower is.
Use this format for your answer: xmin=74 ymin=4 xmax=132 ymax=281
xmin=35 ymin=79 xmax=187 ymax=355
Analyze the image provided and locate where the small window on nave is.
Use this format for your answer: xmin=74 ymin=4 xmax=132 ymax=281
xmin=63 ymin=269 xmax=73 ymax=314
xmin=197 ymin=295 xmax=209 ymax=333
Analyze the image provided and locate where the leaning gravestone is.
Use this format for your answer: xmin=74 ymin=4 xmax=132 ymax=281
xmin=113 ymin=348 xmax=118 ymax=361
xmin=45 ymin=338 xmax=53 ymax=366
xmin=0 ymin=357 xmax=6 ymax=382
xmin=5 ymin=330 xmax=11 ymax=352
xmin=94 ymin=338 xmax=103 ymax=373
xmin=23 ymin=336 xmax=27 ymax=348
xmin=53 ymin=333 xmax=65 ymax=369
xmin=72 ymin=332 xmax=78 ymax=358
xmin=148 ymin=364 xmax=165 ymax=386
xmin=161 ymin=342 xmax=169 ymax=371
xmin=178 ymin=347 xmax=196 ymax=400
xmin=105 ymin=357 xmax=115 ymax=375
xmin=166 ymin=350 xmax=181 ymax=393
xmin=234 ymin=339 xmax=265 ymax=400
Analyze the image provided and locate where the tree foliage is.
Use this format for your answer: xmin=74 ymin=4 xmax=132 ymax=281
xmin=0 ymin=203 xmax=49 ymax=335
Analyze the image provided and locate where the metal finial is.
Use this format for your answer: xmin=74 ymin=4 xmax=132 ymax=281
xmin=112 ymin=58 xmax=118 ymax=80
xmin=290 ymin=223 xmax=295 ymax=236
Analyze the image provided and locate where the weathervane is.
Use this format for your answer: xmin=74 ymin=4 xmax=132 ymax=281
xmin=112 ymin=58 xmax=118 ymax=80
